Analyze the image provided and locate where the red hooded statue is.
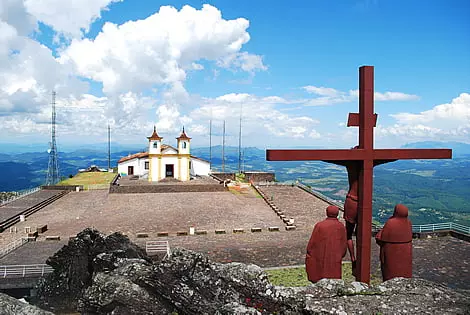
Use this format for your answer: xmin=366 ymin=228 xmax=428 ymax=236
xmin=375 ymin=204 xmax=413 ymax=281
xmin=306 ymin=205 xmax=347 ymax=283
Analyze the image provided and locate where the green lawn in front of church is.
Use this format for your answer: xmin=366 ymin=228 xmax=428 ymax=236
xmin=58 ymin=172 xmax=116 ymax=189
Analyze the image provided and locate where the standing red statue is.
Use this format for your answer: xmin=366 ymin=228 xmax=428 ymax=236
xmin=375 ymin=204 xmax=413 ymax=281
xmin=325 ymin=146 xmax=360 ymax=275
xmin=306 ymin=205 xmax=347 ymax=283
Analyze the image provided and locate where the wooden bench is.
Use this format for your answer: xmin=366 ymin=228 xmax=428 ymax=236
xmin=136 ymin=233 xmax=148 ymax=238
xmin=195 ymin=230 xmax=207 ymax=235
xmin=233 ymin=228 xmax=244 ymax=234
xmin=36 ymin=225 xmax=48 ymax=234
xmin=251 ymin=227 xmax=262 ymax=233
xmin=157 ymin=232 xmax=169 ymax=237
xmin=285 ymin=226 xmax=296 ymax=231
xmin=176 ymin=231 xmax=188 ymax=236
xmin=45 ymin=236 xmax=60 ymax=241
xmin=215 ymin=229 xmax=226 ymax=234
xmin=268 ymin=226 xmax=280 ymax=232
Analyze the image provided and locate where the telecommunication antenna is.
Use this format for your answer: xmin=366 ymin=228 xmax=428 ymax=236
xmin=108 ymin=124 xmax=111 ymax=170
xmin=45 ymin=91 xmax=60 ymax=185
xmin=238 ymin=103 xmax=243 ymax=173
xmin=209 ymin=119 xmax=212 ymax=169
xmin=222 ymin=120 xmax=225 ymax=173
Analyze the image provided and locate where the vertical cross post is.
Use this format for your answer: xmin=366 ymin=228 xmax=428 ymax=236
xmin=356 ymin=66 xmax=374 ymax=283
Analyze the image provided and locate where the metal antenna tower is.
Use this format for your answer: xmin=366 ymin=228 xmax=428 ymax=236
xmin=209 ymin=119 xmax=212 ymax=169
xmin=46 ymin=91 xmax=60 ymax=185
xmin=222 ymin=120 xmax=225 ymax=173
xmin=238 ymin=103 xmax=242 ymax=174
xmin=108 ymin=124 xmax=111 ymax=170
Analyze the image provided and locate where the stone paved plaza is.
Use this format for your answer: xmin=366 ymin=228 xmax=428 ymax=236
xmin=1 ymin=185 xmax=469 ymax=290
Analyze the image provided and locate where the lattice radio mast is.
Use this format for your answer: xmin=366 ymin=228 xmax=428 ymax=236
xmin=209 ymin=119 xmax=212 ymax=169
xmin=108 ymin=124 xmax=111 ymax=170
xmin=238 ymin=103 xmax=242 ymax=174
xmin=222 ymin=120 xmax=225 ymax=173
xmin=45 ymin=91 xmax=60 ymax=185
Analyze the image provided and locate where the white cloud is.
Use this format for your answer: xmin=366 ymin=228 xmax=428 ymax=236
xmin=303 ymin=86 xmax=340 ymax=97
xmin=191 ymin=62 xmax=204 ymax=70
xmin=303 ymin=86 xmax=419 ymax=106
xmin=192 ymin=93 xmax=320 ymax=142
xmin=216 ymin=93 xmax=252 ymax=103
xmin=377 ymin=93 xmax=470 ymax=141
xmin=391 ymin=93 xmax=470 ymax=124
xmin=189 ymin=124 xmax=208 ymax=135
xmin=24 ymin=0 xmax=121 ymax=38
xmin=0 ymin=0 xmax=93 ymax=118
xmin=0 ymin=0 xmax=37 ymax=37
xmin=60 ymin=4 xmax=266 ymax=94
xmin=374 ymin=91 xmax=420 ymax=101
xmin=218 ymin=51 xmax=267 ymax=73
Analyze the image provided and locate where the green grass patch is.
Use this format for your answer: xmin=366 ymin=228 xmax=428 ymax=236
xmin=266 ymin=263 xmax=382 ymax=287
xmin=265 ymin=267 xmax=311 ymax=287
xmin=58 ymin=172 xmax=116 ymax=189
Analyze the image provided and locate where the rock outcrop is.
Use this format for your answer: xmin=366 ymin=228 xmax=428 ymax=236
xmin=31 ymin=228 xmax=469 ymax=314
xmin=34 ymin=228 xmax=149 ymax=313
xmin=0 ymin=293 xmax=54 ymax=315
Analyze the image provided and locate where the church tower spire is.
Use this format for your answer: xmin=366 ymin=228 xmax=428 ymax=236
xmin=176 ymin=126 xmax=191 ymax=154
xmin=148 ymin=126 xmax=162 ymax=154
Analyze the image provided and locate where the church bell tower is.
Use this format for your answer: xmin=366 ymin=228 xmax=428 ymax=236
xmin=147 ymin=126 xmax=162 ymax=181
xmin=148 ymin=126 xmax=162 ymax=154
xmin=176 ymin=127 xmax=191 ymax=181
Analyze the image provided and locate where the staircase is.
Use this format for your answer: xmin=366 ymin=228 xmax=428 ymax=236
xmin=0 ymin=190 xmax=69 ymax=232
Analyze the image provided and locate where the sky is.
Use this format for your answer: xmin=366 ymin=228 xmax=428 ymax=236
xmin=0 ymin=0 xmax=469 ymax=151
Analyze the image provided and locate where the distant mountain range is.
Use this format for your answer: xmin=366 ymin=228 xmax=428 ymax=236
xmin=401 ymin=141 xmax=470 ymax=157
xmin=1 ymin=141 xmax=469 ymax=225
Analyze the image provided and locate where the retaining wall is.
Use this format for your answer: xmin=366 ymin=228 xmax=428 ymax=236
xmin=41 ymin=185 xmax=83 ymax=191
xmin=243 ymin=172 xmax=275 ymax=183
xmin=210 ymin=172 xmax=236 ymax=181
xmin=109 ymin=184 xmax=227 ymax=194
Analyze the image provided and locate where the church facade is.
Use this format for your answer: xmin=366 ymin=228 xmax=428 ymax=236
xmin=117 ymin=127 xmax=210 ymax=181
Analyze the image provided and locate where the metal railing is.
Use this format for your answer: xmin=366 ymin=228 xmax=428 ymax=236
xmin=0 ymin=237 xmax=30 ymax=258
xmin=411 ymin=222 xmax=470 ymax=235
xmin=295 ymin=182 xmax=345 ymax=210
xmin=295 ymin=182 xmax=470 ymax=236
xmin=0 ymin=264 xmax=53 ymax=278
xmin=146 ymin=240 xmax=171 ymax=259
xmin=0 ymin=187 xmax=41 ymax=206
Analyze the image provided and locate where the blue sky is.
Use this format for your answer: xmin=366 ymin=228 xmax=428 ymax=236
xmin=0 ymin=0 xmax=469 ymax=151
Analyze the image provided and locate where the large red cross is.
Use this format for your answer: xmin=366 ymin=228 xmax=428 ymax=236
xmin=266 ymin=66 xmax=452 ymax=283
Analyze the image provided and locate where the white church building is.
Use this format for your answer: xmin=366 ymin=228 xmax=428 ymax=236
xmin=117 ymin=127 xmax=210 ymax=181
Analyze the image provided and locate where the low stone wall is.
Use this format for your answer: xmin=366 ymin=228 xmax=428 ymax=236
xmin=210 ymin=172 xmax=236 ymax=181
xmin=109 ymin=184 xmax=227 ymax=194
xmin=243 ymin=172 xmax=275 ymax=183
xmin=41 ymin=185 xmax=83 ymax=191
